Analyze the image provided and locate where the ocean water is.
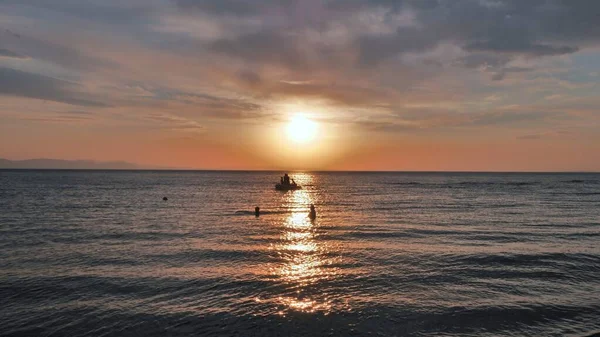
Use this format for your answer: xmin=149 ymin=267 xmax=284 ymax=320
xmin=0 ymin=170 xmax=599 ymax=337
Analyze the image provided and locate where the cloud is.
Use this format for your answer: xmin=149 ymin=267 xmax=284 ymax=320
xmin=176 ymin=93 xmax=266 ymax=120
xmin=0 ymin=47 xmax=26 ymax=58
xmin=119 ymin=83 xmax=268 ymax=120
xmin=16 ymin=115 xmax=94 ymax=123
xmin=472 ymin=110 xmax=567 ymax=126
xmin=357 ymin=26 xmax=441 ymax=66
xmin=173 ymin=0 xmax=261 ymax=16
xmin=209 ymin=30 xmax=312 ymax=70
xmin=165 ymin=0 xmax=600 ymax=107
xmin=146 ymin=113 xmax=205 ymax=133
xmin=517 ymin=128 xmax=575 ymax=140
xmin=1 ymin=29 xmax=117 ymax=72
xmin=236 ymin=69 xmax=262 ymax=86
xmin=0 ymin=0 xmax=598 ymax=172
xmin=3 ymin=109 xmax=98 ymax=125
xmin=2 ymin=0 xmax=600 ymax=132
xmin=355 ymin=1 xmax=599 ymax=66
xmin=517 ymin=134 xmax=542 ymax=140
xmin=465 ymin=41 xmax=578 ymax=57
xmin=350 ymin=107 xmax=573 ymax=132
xmin=457 ymin=52 xmax=512 ymax=69
xmin=354 ymin=119 xmax=421 ymax=132
xmin=264 ymin=81 xmax=391 ymax=106
xmin=491 ymin=66 xmax=534 ymax=81
xmin=0 ymin=0 xmax=158 ymax=25
xmin=0 ymin=67 xmax=108 ymax=107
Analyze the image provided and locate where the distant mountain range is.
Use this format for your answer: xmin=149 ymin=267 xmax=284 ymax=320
xmin=0 ymin=158 xmax=149 ymax=169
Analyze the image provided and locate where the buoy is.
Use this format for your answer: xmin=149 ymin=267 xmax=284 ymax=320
xmin=255 ymin=206 xmax=260 ymax=217
xmin=163 ymin=197 xmax=168 ymax=201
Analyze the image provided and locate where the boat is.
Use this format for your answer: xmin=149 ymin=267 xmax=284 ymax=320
xmin=275 ymin=173 xmax=301 ymax=191
xmin=275 ymin=183 xmax=302 ymax=191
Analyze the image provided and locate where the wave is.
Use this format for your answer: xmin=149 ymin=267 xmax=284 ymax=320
xmin=447 ymin=252 xmax=600 ymax=269
xmin=386 ymin=182 xmax=424 ymax=186
xmin=457 ymin=181 xmax=537 ymax=187
xmin=234 ymin=210 xmax=292 ymax=216
xmin=2 ymin=284 xmax=598 ymax=337
xmin=149 ymin=249 xmax=276 ymax=263
xmin=321 ymin=231 xmax=423 ymax=240
xmin=563 ymin=179 xmax=599 ymax=184
xmin=89 ymin=231 xmax=191 ymax=242
xmin=382 ymin=181 xmax=539 ymax=188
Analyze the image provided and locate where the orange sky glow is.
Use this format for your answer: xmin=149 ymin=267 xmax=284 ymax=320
xmin=1 ymin=1 xmax=599 ymax=171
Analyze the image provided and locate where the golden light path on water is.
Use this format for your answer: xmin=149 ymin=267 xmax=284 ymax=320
xmin=267 ymin=173 xmax=343 ymax=315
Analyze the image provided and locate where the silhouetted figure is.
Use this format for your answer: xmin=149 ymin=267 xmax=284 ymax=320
xmin=275 ymin=173 xmax=302 ymax=191
xmin=255 ymin=206 xmax=260 ymax=217
xmin=309 ymin=204 xmax=316 ymax=220
xmin=163 ymin=197 xmax=168 ymax=201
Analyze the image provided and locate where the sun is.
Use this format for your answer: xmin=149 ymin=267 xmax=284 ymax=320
xmin=286 ymin=115 xmax=318 ymax=143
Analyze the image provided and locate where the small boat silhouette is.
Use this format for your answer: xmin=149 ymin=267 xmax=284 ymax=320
xmin=275 ymin=173 xmax=301 ymax=191
xmin=275 ymin=183 xmax=302 ymax=191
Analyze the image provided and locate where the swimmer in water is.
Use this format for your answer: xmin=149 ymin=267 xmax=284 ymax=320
xmin=309 ymin=204 xmax=316 ymax=220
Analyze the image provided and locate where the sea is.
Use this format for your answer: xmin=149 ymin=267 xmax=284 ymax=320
xmin=0 ymin=170 xmax=599 ymax=337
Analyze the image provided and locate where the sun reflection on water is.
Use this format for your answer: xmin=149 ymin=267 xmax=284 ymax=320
xmin=267 ymin=182 xmax=341 ymax=315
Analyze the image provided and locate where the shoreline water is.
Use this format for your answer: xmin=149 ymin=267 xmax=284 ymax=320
xmin=1 ymin=171 xmax=599 ymax=336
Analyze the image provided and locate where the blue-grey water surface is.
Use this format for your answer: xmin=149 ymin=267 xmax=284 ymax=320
xmin=1 ymin=171 xmax=599 ymax=336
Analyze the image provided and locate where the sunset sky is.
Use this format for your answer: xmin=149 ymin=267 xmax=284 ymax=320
xmin=1 ymin=0 xmax=599 ymax=171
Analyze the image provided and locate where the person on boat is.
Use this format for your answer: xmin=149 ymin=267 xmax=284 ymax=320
xmin=309 ymin=204 xmax=316 ymax=220
xmin=284 ymin=173 xmax=290 ymax=185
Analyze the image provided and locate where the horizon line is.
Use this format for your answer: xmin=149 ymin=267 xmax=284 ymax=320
xmin=1 ymin=168 xmax=599 ymax=174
